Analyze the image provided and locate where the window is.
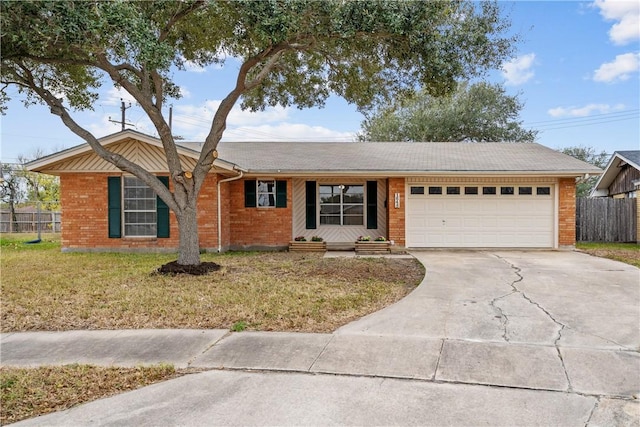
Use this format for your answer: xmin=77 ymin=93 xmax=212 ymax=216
xmin=447 ymin=186 xmax=460 ymax=195
xmin=257 ymin=180 xmax=276 ymax=207
xmin=319 ymin=184 xmax=364 ymax=225
xmin=428 ymin=186 xmax=442 ymax=195
xmin=501 ymin=186 xmax=515 ymax=195
xmin=245 ymin=180 xmax=287 ymax=208
xmin=465 ymin=186 xmax=478 ymax=195
xmin=519 ymin=187 xmax=533 ymax=195
xmin=123 ymin=176 xmax=157 ymax=237
xmin=410 ymin=186 xmax=425 ymax=195
xmin=483 ymin=186 xmax=496 ymax=195
xmin=537 ymin=187 xmax=551 ymax=195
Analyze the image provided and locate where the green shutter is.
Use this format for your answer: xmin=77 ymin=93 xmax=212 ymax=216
xmin=244 ymin=180 xmax=256 ymax=208
xmin=156 ymin=176 xmax=170 ymax=238
xmin=366 ymin=180 xmax=378 ymax=229
xmin=305 ymin=181 xmax=317 ymax=229
xmin=276 ymin=180 xmax=287 ymax=208
xmin=108 ymin=176 xmax=122 ymax=238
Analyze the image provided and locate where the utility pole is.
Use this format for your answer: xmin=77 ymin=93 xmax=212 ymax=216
xmin=108 ymin=99 xmax=134 ymax=130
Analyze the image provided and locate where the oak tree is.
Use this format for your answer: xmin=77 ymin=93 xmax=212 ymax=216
xmin=560 ymin=146 xmax=609 ymax=197
xmin=1 ymin=0 xmax=516 ymax=265
xmin=358 ymin=81 xmax=537 ymax=142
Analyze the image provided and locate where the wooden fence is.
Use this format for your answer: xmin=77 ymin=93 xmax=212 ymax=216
xmin=576 ymin=198 xmax=637 ymax=242
xmin=0 ymin=210 xmax=61 ymax=233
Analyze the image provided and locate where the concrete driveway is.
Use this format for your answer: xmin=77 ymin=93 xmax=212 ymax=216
xmin=7 ymin=250 xmax=640 ymax=426
xmin=339 ymin=250 xmax=640 ymax=350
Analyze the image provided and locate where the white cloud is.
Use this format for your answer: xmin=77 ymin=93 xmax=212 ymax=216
xmin=178 ymin=86 xmax=191 ymax=99
xmin=501 ymin=53 xmax=536 ymax=86
xmin=547 ymin=103 xmax=625 ymax=117
xmin=593 ymin=52 xmax=640 ymax=82
xmin=174 ymin=101 xmax=290 ymax=132
xmin=594 ymin=0 xmax=640 ymax=45
xmin=103 ymin=87 xmax=137 ymax=107
xmin=222 ymin=123 xmax=355 ymax=142
xmin=171 ymin=101 xmax=354 ymax=142
xmin=184 ymin=60 xmax=208 ymax=73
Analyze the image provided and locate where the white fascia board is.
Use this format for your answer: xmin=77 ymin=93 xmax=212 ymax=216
xmin=239 ymin=170 xmax=602 ymax=178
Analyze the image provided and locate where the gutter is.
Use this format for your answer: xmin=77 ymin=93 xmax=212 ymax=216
xmin=217 ymin=167 xmax=246 ymax=253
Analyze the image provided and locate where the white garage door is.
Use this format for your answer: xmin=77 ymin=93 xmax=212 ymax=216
xmin=406 ymin=183 xmax=554 ymax=248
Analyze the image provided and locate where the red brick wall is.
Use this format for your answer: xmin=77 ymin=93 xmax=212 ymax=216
xmin=59 ymin=173 xmax=219 ymax=251
xmin=196 ymin=174 xmax=219 ymax=249
xmin=387 ymin=178 xmax=406 ymax=246
xmin=218 ymin=176 xmax=232 ymax=250
xmin=558 ymin=177 xmax=576 ymax=246
xmin=226 ymin=178 xmax=292 ymax=249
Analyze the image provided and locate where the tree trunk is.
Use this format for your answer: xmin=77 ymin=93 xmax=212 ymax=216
xmin=175 ymin=203 xmax=200 ymax=266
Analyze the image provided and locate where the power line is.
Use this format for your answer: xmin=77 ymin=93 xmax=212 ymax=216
xmin=525 ymin=109 xmax=639 ymax=131
xmin=537 ymin=115 xmax=639 ymax=132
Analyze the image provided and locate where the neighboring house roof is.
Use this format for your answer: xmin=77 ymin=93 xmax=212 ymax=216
xmin=591 ymin=150 xmax=640 ymax=197
xmin=27 ymin=130 xmax=601 ymax=177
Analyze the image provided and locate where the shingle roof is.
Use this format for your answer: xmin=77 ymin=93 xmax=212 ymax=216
xmin=615 ymin=150 xmax=640 ymax=169
xmin=197 ymin=141 xmax=601 ymax=174
xmin=26 ymin=129 xmax=601 ymax=176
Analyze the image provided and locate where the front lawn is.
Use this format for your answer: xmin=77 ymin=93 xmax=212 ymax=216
xmin=0 ymin=364 xmax=177 ymax=424
xmin=576 ymin=242 xmax=640 ymax=268
xmin=0 ymin=233 xmax=424 ymax=333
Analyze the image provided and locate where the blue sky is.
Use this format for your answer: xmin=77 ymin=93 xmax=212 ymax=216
xmin=1 ymin=0 xmax=638 ymax=164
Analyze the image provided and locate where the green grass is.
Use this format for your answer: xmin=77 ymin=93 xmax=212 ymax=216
xmin=576 ymin=242 xmax=640 ymax=268
xmin=1 ymin=233 xmax=424 ymax=333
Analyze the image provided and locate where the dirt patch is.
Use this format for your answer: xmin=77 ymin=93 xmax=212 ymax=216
xmin=578 ymin=248 xmax=640 ymax=268
xmin=156 ymin=261 xmax=221 ymax=275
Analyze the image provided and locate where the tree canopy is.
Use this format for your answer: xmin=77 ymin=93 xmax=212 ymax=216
xmin=1 ymin=0 xmax=517 ymax=265
xmin=560 ymin=145 xmax=609 ymax=197
xmin=358 ymin=81 xmax=537 ymax=142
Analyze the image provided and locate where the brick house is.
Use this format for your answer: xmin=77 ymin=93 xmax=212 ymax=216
xmin=27 ymin=130 xmax=601 ymax=252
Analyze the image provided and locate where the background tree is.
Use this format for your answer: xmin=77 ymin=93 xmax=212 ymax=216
xmin=358 ymin=82 xmax=537 ymax=142
xmin=560 ymin=145 xmax=609 ymax=197
xmin=0 ymin=162 xmax=25 ymax=232
xmin=17 ymin=152 xmax=61 ymax=211
xmin=1 ymin=0 xmax=516 ymax=266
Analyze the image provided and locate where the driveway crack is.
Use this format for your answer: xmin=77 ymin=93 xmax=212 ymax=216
xmin=493 ymin=254 xmax=573 ymax=391
xmin=489 ymin=291 xmax=516 ymax=342
xmin=584 ymin=396 xmax=600 ymax=426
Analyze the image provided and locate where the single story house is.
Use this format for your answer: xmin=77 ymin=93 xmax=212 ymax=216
xmin=27 ymin=130 xmax=601 ymax=252
xmin=590 ymin=150 xmax=639 ymax=243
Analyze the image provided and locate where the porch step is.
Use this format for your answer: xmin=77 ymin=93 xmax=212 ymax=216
xmin=326 ymin=242 xmax=356 ymax=251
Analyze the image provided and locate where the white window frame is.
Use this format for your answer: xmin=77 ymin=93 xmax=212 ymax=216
xmin=319 ymin=184 xmax=364 ymax=226
xmin=257 ymin=179 xmax=276 ymax=208
xmin=123 ymin=176 xmax=157 ymax=237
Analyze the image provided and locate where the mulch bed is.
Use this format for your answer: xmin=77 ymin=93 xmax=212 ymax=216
xmin=156 ymin=261 xmax=221 ymax=275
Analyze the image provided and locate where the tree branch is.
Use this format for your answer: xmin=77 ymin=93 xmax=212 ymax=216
xmin=159 ymin=0 xmax=206 ymax=42
xmin=13 ymin=62 xmax=180 ymax=212
xmin=94 ymin=53 xmax=181 ymax=173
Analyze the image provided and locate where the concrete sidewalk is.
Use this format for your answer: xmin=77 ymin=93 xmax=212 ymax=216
xmin=2 ymin=329 xmax=639 ymax=426
xmin=2 ymin=329 xmax=639 ymax=398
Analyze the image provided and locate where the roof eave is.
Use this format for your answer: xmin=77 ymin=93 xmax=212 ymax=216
xmin=590 ymin=151 xmax=638 ymax=196
xmin=240 ymin=169 xmax=601 ymax=178
xmin=25 ymin=130 xmax=242 ymax=173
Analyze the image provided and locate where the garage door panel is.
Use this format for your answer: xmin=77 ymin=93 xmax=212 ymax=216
xmin=407 ymin=184 xmax=554 ymax=248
